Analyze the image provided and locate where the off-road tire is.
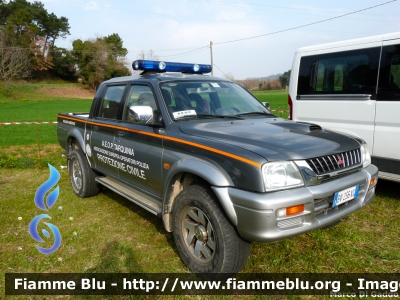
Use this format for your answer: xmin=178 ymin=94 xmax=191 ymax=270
xmin=69 ymin=149 xmax=100 ymax=198
xmin=172 ymin=184 xmax=250 ymax=276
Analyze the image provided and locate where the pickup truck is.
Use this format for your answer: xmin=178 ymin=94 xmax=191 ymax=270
xmin=57 ymin=60 xmax=378 ymax=276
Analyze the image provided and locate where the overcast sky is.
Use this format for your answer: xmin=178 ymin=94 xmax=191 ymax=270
xmin=34 ymin=0 xmax=400 ymax=79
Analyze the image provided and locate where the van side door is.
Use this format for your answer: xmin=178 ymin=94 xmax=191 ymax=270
xmin=374 ymin=41 xmax=400 ymax=176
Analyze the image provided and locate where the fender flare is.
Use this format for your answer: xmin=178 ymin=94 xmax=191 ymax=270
xmin=162 ymin=159 xmax=238 ymax=229
xmin=67 ymin=128 xmax=86 ymax=154
xmin=164 ymin=159 xmax=234 ymax=188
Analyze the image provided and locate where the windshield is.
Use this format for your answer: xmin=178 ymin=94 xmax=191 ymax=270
xmin=159 ymin=81 xmax=273 ymax=120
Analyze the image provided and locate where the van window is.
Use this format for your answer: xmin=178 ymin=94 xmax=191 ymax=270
xmin=315 ymin=62 xmax=346 ymax=92
xmin=298 ymin=47 xmax=381 ymax=96
xmin=378 ymin=44 xmax=400 ymax=101
xmin=392 ymin=58 xmax=400 ymax=87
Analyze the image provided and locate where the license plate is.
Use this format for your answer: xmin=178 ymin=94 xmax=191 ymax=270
xmin=333 ymin=185 xmax=359 ymax=207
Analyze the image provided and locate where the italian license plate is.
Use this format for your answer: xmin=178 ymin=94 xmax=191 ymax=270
xmin=333 ymin=185 xmax=359 ymax=207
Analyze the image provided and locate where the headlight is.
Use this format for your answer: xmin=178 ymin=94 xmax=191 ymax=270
xmin=262 ymin=161 xmax=304 ymax=192
xmin=360 ymin=143 xmax=371 ymax=168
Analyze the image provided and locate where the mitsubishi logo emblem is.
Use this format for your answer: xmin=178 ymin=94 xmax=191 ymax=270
xmin=337 ymin=155 xmax=344 ymax=166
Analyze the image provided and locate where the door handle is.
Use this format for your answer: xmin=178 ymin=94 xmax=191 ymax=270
xmin=117 ymin=131 xmax=125 ymax=137
xmin=93 ymin=125 xmax=99 ymax=131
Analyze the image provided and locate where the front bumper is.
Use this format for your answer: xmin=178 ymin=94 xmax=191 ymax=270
xmin=212 ymin=164 xmax=378 ymax=243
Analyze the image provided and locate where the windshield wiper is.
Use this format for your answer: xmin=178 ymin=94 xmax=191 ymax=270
xmin=235 ymin=111 xmax=274 ymax=117
xmin=174 ymin=115 xmax=199 ymax=121
xmin=197 ymin=114 xmax=244 ymax=120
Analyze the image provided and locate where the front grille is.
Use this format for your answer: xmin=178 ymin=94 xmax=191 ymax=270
xmin=306 ymin=148 xmax=361 ymax=175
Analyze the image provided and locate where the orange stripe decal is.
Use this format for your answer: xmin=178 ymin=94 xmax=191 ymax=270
xmin=163 ymin=135 xmax=260 ymax=167
xmin=59 ymin=115 xmax=86 ymax=123
xmin=58 ymin=115 xmax=261 ymax=167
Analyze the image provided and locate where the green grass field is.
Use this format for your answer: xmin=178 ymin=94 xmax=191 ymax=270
xmin=0 ymin=82 xmax=82 ymax=102
xmin=0 ymin=99 xmax=92 ymax=147
xmin=252 ymin=89 xmax=289 ymax=119
xmin=1 ymin=165 xmax=399 ymax=298
xmin=0 ymin=84 xmax=399 ymax=299
xmin=0 ymin=86 xmax=288 ymax=148
xmin=0 ymin=83 xmax=93 ymax=147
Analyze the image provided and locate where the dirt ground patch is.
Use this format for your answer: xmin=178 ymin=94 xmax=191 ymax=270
xmin=1 ymin=144 xmax=63 ymax=158
xmin=36 ymin=86 xmax=95 ymax=99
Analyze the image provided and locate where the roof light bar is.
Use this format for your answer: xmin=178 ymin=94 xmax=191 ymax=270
xmin=132 ymin=60 xmax=212 ymax=74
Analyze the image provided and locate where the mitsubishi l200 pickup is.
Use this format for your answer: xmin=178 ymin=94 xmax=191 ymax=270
xmin=57 ymin=60 xmax=378 ymax=276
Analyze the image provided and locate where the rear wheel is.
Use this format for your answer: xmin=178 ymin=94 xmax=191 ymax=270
xmin=68 ymin=149 xmax=100 ymax=198
xmin=172 ymin=184 xmax=250 ymax=275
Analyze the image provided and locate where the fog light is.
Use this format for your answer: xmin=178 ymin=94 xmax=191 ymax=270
xmin=277 ymin=204 xmax=305 ymax=217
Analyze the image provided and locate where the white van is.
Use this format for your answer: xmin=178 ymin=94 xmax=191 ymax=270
xmin=289 ymin=32 xmax=400 ymax=182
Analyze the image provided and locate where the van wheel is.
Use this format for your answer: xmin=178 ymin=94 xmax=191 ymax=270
xmin=172 ymin=185 xmax=250 ymax=275
xmin=69 ymin=149 xmax=100 ymax=198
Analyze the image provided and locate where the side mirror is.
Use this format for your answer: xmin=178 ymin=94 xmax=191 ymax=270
xmin=262 ymin=102 xmax=270 ymax=110
xmin=128 ymin=106 xmax=154 ymax=125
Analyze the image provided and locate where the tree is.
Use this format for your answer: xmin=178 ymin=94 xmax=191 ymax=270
xmin=30 ymin=35 xmax=53 ymax=71
xmin=279 ymin=70 xmax=291 ymax=88
xmin=0 ymin=28 xmax=31 ymax=96
xmin=0 ymin=0 xmax=70 ymax=74
xmin=137 ymin=49 xmax=159 ymax=60
xmin=103 ymin=33 xmax=127 ymax=59
xmin=260 ymin=78 xmax=281 ymax=90
xmin=223 ymin=72 xmax=235 ymax=81
xmin=72 ymin=34 xmax=130 ymax=90
xmin=50 ymin=46 xmax=76 ymax=80
xmin=0 ymin=0 xmax=70 ymax=46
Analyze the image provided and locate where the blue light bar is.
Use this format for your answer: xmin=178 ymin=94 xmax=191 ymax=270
xmin=132 ymin=60 xmax=212 ymax=74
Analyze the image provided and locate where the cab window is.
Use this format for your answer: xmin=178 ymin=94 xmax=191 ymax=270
xmin=122 ymin=85 xmax=157 ymax=122
xmin=97 ymin=85 xmax=126 ymax=119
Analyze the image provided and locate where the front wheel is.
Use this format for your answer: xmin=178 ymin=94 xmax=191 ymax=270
xmin=68 ymin=149 xmax=100 ymax=198
xmin=172 ymin=184 xmax=250 ymax=275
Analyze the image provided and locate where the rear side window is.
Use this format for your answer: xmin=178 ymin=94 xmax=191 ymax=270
xmin=96 ymin=85 xmax=126 ymax=119
xmin=298 ymin=47 xmax=381 ymax=96
xmin=378 ymin=44 xmax=400 ymax=101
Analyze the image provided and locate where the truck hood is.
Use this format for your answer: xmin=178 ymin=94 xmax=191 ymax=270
xmin=179 ymin=119 xmax=360 ymax=161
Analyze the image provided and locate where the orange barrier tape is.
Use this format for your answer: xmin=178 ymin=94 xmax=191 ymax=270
xmin=0 ymin=122 xmax=57 ymax=126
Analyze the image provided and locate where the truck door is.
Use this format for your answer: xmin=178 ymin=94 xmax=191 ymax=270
xmin=374 ymin=41 xmax=400 ymax=177
xmin=88 ymin=84 xmax=127 ymax=176
xmin=114 ymin=84 xmax=164 ymax=198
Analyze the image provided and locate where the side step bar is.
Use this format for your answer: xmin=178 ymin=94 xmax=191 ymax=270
xmin=95 ymin=177 xmax=162 ymax=217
